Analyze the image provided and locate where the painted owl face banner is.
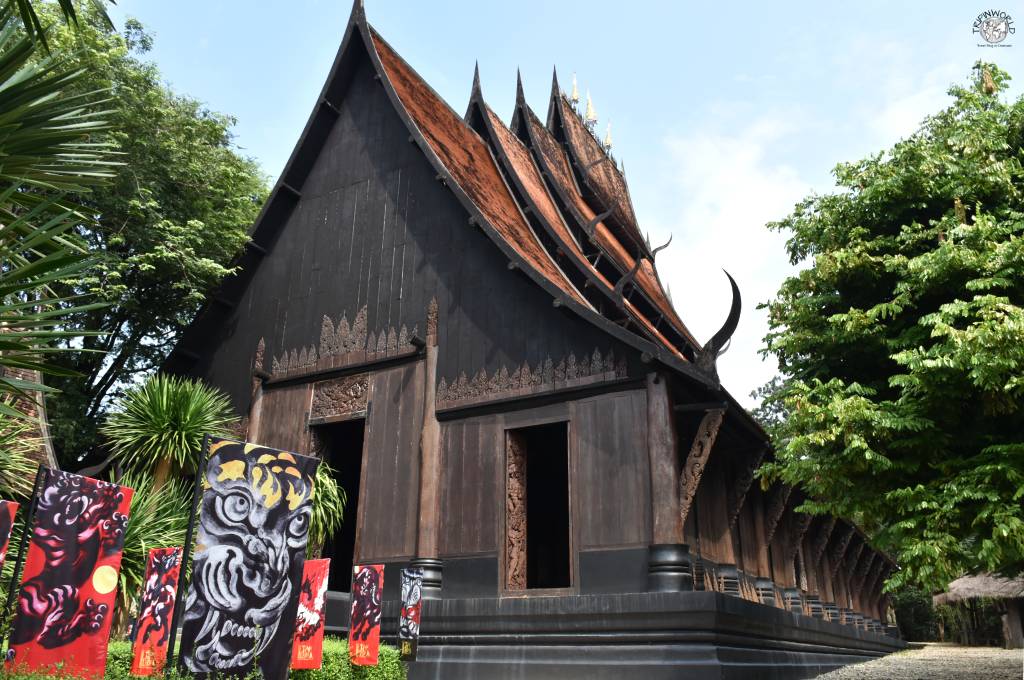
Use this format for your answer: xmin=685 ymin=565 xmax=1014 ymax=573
xmin=130 ymin=546 xmax=183 ymax=676
xmin=7 ymin=470 xmax=133 ymax=677
xmin=349 ymin=564 xmax=383 ymax=666
xmin=290 ymin=558 xmax=330 ymax=670
xmin=399 ymin=567 xmax=424 ymax=661
xmin=0 ymin=499 xmax=20 ymax=572
xmin=179 ymin=438 xmax=318 ymax=680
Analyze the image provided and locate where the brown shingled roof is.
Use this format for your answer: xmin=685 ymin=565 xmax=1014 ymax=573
xmin=553 ymin=94 xmax=644 ymax=252
xmin=481 ymin=103 xmax=683 ymax=358
xmin=522 ymin=107 xmax=696 ymax=348
xmin=369 ymin=29 xmax=588 ymax=309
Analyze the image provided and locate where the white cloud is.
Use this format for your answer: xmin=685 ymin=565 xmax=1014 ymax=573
xmin=642 ymin=114 xmax=809 ymax=407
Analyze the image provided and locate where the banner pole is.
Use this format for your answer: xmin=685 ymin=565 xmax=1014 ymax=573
xmin=167 ymin=434 xmax=209 ymax=672
xmin=2 ymin=464 xmax=47 ymax=657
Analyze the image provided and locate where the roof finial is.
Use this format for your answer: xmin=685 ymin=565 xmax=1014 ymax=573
xmin=584 ymin=90 xmax=597 ymax=131
xmin=472 ymin=60 xmax=481 ymax=97
xmin=603 ymin=121 xmax=612 ymax=152
xmin=571 ymin=72 xmax=580 ymax=109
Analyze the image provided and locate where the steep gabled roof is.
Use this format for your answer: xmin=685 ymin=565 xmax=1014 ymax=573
xmin=547 ymin=74 xmax=646 ymax=258
xmin=515 ymin=97 xmax=698 ymax=350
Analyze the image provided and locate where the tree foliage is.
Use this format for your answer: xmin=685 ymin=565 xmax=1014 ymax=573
xmin=40 ymin=8 xmax=268 ymax=464
xmin=759 ymin=63 xmax=1024 ymax=591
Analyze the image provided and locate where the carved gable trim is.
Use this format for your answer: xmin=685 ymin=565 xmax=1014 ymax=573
xmin=678 ymin=408 xmax=726 ymax=529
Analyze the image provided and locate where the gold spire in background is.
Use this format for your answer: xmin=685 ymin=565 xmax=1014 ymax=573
xmin=584 ymin=90 xmax=597 ymax=129
xmin=570 ymin=72 xmax=579 ymax=107
xmin=603 ymin=121 xmax=613 ymax=151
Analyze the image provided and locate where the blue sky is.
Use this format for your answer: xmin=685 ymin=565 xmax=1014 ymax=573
xmin=109 ymin=1 xmax=1020 ymax=404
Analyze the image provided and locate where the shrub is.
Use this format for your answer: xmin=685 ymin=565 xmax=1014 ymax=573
xmin=892 ymin=586 xmax=937 ymax=641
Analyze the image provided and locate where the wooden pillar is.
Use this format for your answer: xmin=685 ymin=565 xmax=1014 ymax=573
xmin=247 ymin=338 xmax=266 ymax=442
xmin=412 ymin=299 xmax=443 ymax=596
xmin=646 ymin=373 xmax=681 ymax=543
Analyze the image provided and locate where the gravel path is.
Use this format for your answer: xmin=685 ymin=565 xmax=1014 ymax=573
xmin=814 ymin=643 xmax=1023 ymax=679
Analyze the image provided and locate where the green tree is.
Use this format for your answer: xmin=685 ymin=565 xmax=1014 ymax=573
xmin=760 ymin=63 xmax=1024 ymax=591
xmin=39 ymin=8 xmax=268 ymax=465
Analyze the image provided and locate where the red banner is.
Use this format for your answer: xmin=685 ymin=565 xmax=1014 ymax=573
xmin=7 ymin=470 xmax=133 ymax=677
xmin=0 ymin=499 xmax=20 ymax=572
xmin=130 ymin=547 xmax=183 ymax=676
xmin=291 ymin=558 xmax=330 ymax=669
xmin=349 ymin=564 xmax=383 ymax=666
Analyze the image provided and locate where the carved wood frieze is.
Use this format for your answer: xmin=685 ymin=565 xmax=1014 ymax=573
xmin=830 ymin=526 xmax=856 ymax=577
xmin=506 ymin=432 xmax=527 ymax=590
xmin=811 ymin=516 xmax=837 ymax=567
xmin=677 ymin=408 xmax=726 ymax=529
xmin=727 ymin=446 xmax=766 ymax=528
xmin=436 ymin=348 xmax=627 ymax=408
xmin=764 ymin=484 xmax=793 ymax=545
xmin=310 ymin=374 xmax=369 ymax=421
xmin=270 ymin=304 xmax=420 ymax=379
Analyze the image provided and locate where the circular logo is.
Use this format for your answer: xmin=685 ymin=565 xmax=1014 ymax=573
xmin=974 ymin=10 xmax=1015 ymax=44
xmin=92 ymin=564 xmax=118 ymax=594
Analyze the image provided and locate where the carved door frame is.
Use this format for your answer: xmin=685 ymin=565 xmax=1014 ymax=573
xmin=498 ymin=407 xmax=576 ymax=597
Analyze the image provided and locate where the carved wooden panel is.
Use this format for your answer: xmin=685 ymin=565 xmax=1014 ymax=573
xmin=678 ymin=408 xmax=725 ymax=529
xmin=437 ymin=347 xmax=627 ymax=408
xmin=787 ymin=511 xmax=814 ymax=562
xmin=506 ymin=431 xmax=527 ymax=590
xmin=271 ymin=304 xmax=420 ymax=379
xmin=310 ymin=374 xmax=369 ymax=421
xmin=764 ymin=484 xmax=793 ymax=545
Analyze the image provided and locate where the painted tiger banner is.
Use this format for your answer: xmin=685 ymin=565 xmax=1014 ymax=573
xmin=130 ymin=547 xmax=183 ymax=676
xmin=398 ymin=567 xmax=424 ymax=661
xmin=7 ymin=470 xmax=133 ymax=677
xmin=178 ymin=438 xmax=319 ymax=680
xmin=290 ymin=558 xmax=330 ymax=669
xmin=349 ymin=564 xmax=383 ymax=666
xmin=0 ymin=499 xmax=20 ymax=572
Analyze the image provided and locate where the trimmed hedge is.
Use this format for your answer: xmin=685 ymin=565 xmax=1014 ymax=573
xmin=2 ymin=638 xmax=405 ymax=680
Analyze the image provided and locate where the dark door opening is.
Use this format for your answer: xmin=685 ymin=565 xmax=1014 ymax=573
xmin=506 ymin=422 xmax=571 ymax=590
xmin=316 ymin=418 xmax=365 ymax=591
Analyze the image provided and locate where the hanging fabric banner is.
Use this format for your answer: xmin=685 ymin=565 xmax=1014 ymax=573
xmin=349 ymin=564 xmax=383 ymax=666
xmin=290 ymin=558 xmax=330 ymax=670
xmin=130 ymin=547 xmax=183 ymax=676
xmin=398 ymin=567 xmax=424 ymax=661
xmin=0 ymin=499 xmax=20 ymax=572
xmin=178 ymin=438 xmax=319 ymax=680
xmin=7 ymin=470 xmax=133 ymax=677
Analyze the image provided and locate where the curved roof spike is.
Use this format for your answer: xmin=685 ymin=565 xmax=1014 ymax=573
xmin=350 ymin=0 xmax=365 ymax=19
xmin=706 ymin=270 xmax=741 ymax=355
xmin=550 ymin=66 xmax=561 ymax=96
xmin=515 ymin=68 xmax=526 ymax=103
xmin=472 ymin=60 xmax=481 ymax=96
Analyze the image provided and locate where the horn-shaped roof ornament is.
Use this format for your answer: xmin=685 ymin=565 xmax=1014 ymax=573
xmin=695 ymin=270 xmax=741 ymax=383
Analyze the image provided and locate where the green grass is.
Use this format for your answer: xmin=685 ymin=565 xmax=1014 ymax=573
xmin=0 ymin=638 xmax=406 ymax=680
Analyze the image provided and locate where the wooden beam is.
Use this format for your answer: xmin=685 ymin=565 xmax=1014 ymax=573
xmin=674 ymin=401 xmax=729 ymax=413
xmin=678 ymin=407 xmax=725 ymax=529
xmin=764 ymin=484 xmax=793 ymax=545
xmin=416 ymin=298 xmax=442 ymax=560
xmin=647 ymin=373 xmax=682 ymax=544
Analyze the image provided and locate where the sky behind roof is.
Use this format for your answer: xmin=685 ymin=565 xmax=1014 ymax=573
xmin=109 ymin=1 xmax=1020 ymax=404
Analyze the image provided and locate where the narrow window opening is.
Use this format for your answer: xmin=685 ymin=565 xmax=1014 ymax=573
xmin=505 ymin=422 xmax=570 ymax=590
xmin=316 ymin=418 xmax=365 ymax=592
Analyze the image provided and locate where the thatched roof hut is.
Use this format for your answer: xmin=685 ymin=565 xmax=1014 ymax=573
xmin=933 ymin=574 xmax=1024 ymax=606
xmin=934 ymin=573 xmax=1024 ymax=649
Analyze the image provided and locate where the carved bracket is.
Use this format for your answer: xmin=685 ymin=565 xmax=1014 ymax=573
xmin=727 ymin=445 xmax=766 ymax=528
xmin=786 ymin=511 xmax=814 ymax=562
xmin=677 ymin=408 xmax=726 ymax=529
xmin=764 ymin=484 xmax=793 ymax=545
xmin=830 ymin=526 xmax=856 ymax=578
xmin=310 ymin=374 xmax=369 ymax=422
xmin=811 ymin=516 xmax=837 ymax=567
xmin=852 ymin=551 xmax=878 ymax=596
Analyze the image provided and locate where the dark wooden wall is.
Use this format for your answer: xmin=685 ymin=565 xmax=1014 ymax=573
xmin=186 ymin=43 xmax=635 ymax=418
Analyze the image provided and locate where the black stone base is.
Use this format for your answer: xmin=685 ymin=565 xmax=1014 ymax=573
xmin=389 ymin=590 xmax=903 ymax=680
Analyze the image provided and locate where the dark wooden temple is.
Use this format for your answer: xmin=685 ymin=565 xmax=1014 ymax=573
xmin=165 ymin=3 xmax=903 ymax=676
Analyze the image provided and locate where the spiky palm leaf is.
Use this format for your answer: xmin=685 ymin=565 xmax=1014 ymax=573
xmin=101 ymin=374 xmax=236 ymax=476
xmin=10 ymin=0 xmax=112 ymax=52
xmin=0 ymin=0 xmax=115 ymax=410
xmin=309 ymin=458 xmax=346 ymax=551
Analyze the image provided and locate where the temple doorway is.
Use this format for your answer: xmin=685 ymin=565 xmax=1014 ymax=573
xmin=316 ymin=417 xmax=365 ymax=592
